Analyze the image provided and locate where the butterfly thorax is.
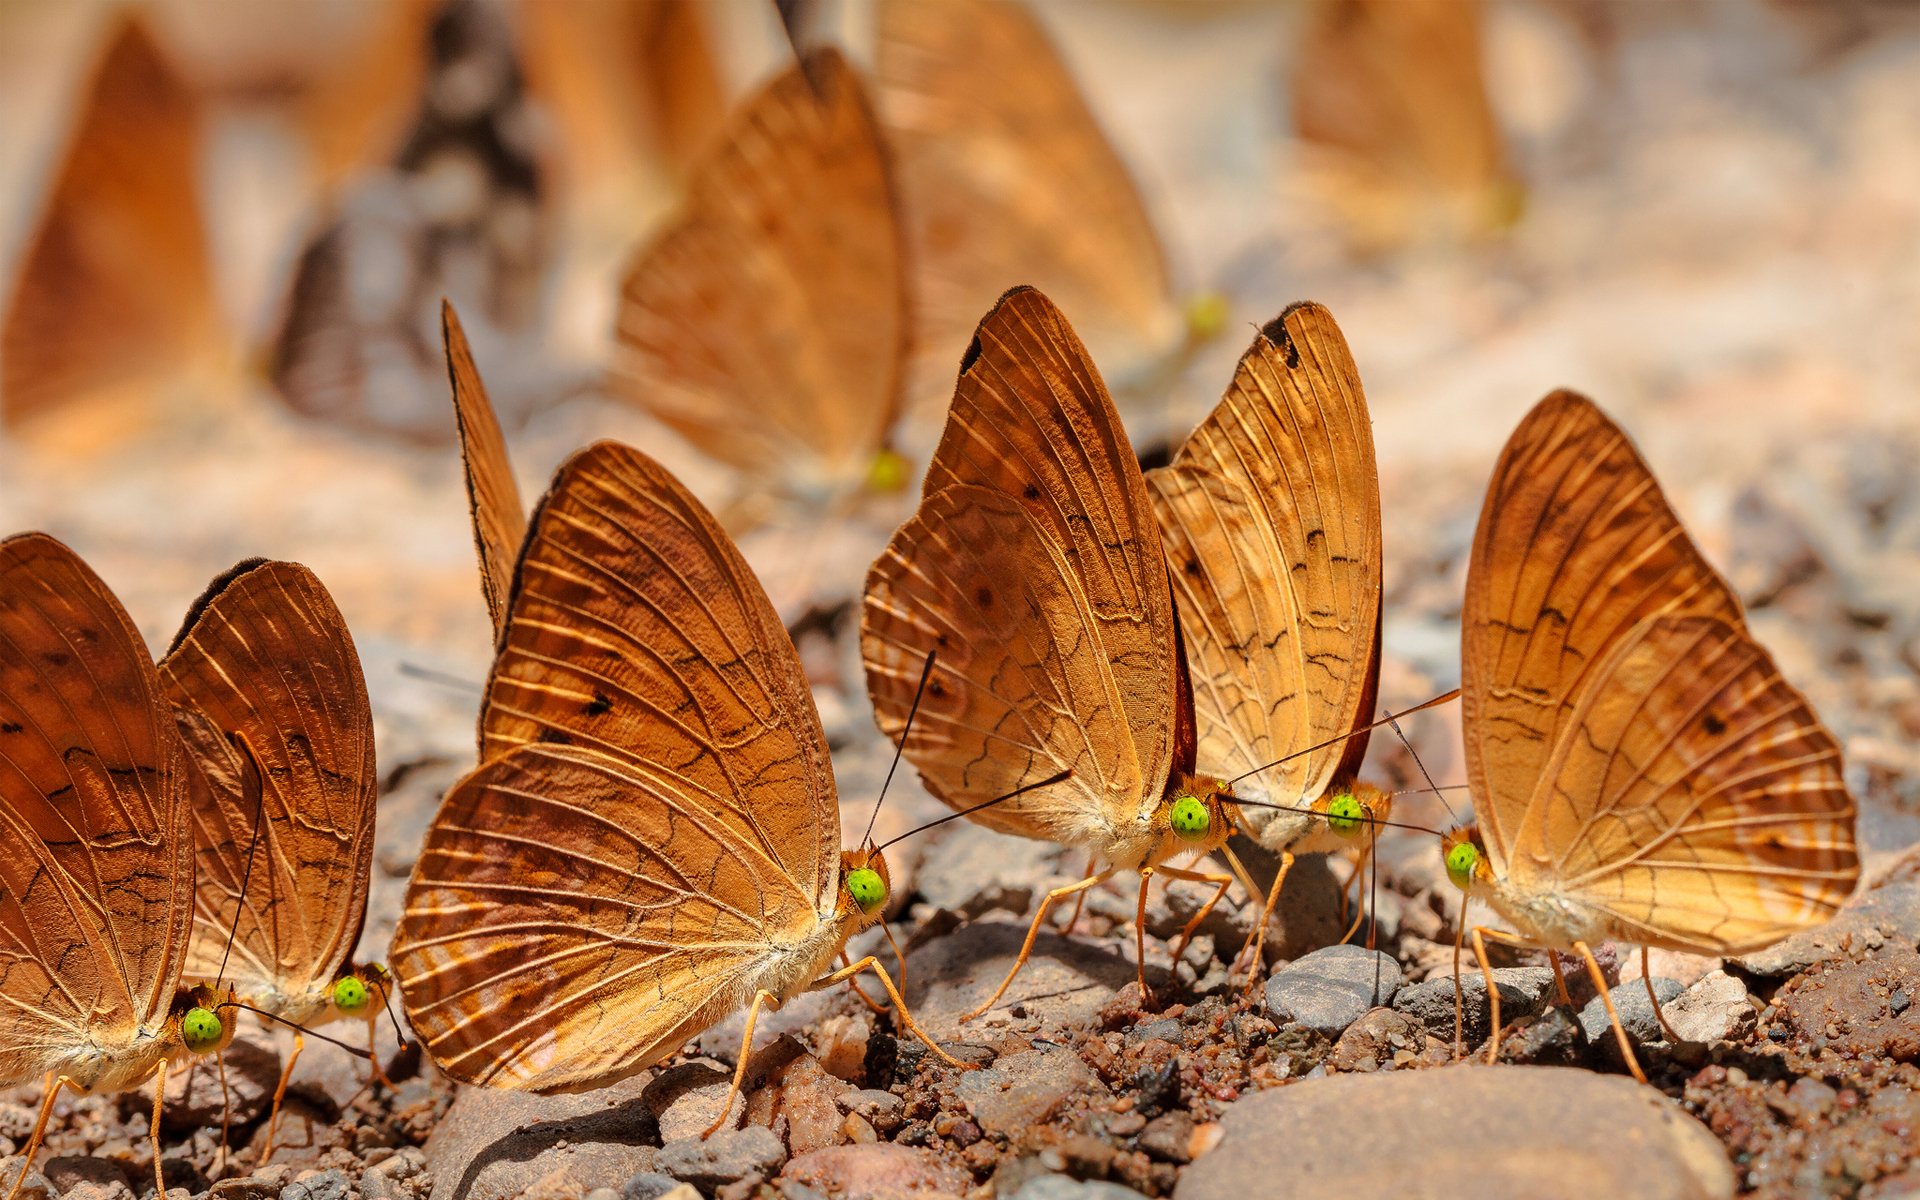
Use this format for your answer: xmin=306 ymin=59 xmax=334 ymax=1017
xmin=1130 ymin=775 xmax=1233 ymax=872
xmin=1246 ymin=779 xmax=1390 ymax=857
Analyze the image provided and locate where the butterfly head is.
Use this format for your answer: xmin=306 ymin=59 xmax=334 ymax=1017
xmin=1164 ymin=776 xmax=1233 ymax=849
xmin=1442 ymin=826 xmax=1491 ymax=892
xmin=1311 ymin=781 xmax=1390 ymax=841
xmin=839 ymin=848 xmax=893 ymax=926
xmin=174 ymin=984 xmax=239 ymax=1057
xmin=332 ymin=963 xmax=392 ymax=1019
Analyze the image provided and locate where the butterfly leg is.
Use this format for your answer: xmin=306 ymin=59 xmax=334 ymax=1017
xmin=1338 ymin=840 xmax=1379 ymax=946
xmin=1233 ymin=851 xmax=1296 ymax=993
xmin=1154 ymin=864 xmax=1235 ymax=983
xmin=1450 ymin=891 xmax=1469 ymax=1059
xmin=215 ymin=1051 xmax=231 ymax=1175
xmin=961 ymin=868 xmax=1115 ymax=1023
xmin=259 ymin=1031 xmax=303 ymax=1167
xmin=818 ymin=957 xmax=969 ymax=1073
xmin=150 ymin=1058 xmax=170 ymax=1199
xmin=1134 ymin=869 xmax=1154 ymax=1006
xmin=1642 ymin=946 xmax=1683 ymax=1044
xmin=1546 ymin=950 xmax=1573 ymax=1007
xmin=1574 ymin=940 xmax=1647 ymax=1084
xmin=883 ymin=922 xmax=910 ymax=1001
xmin=5 ymin=1074 xmax=76 ymax=1200
xmin=1061 ymin=853 xmax=1099 ymax=934
xmin=839 ymin=949 xmax=890 ymax=1014
xmin=1469 ymin=927 xmax=1505 ymax=1065
xmin=703 ymin=990 xmax=781 ymax=1139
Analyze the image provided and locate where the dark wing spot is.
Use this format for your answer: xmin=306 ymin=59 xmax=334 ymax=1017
xmin=974 ymin=585 xmax=994 ymax=610
xmin=1703 ymin=712 xmax=1727 ymax=736
xmin=1183 ymin=558 xmax=1203 ymax=578
xmin=1023 ymin=483 xmax=1041 ymax=501
xmin=0 ymin=722 xmax=20 ymax=735
xmin=584 ymin=691 xmax=613 ymax=718
xmin=537 ymin=729 xmax=573 ymax=745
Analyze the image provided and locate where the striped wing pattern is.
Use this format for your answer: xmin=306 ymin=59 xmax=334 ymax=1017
xmin=0 ymin=534 xmax=193 ymax=1085
xmin=443 ymin=301 xmax=527 ymax=643
xmin=1147 ymin=303 xmax=1381 ymax=826
xmin=160 ymin=560 xmax=377 ymax=1018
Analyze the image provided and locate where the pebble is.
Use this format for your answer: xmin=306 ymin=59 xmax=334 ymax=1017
xmin=644 ymin=1063 xmax=745 ymax=1144
xmin=0 ymin=1160 xmax=54 ymax=1200
xmin=44 ymin=1157 xmax=135 ymax=1198
xmin=1391 ymin=968 xmax=1557 ymax=1044
xmin=778 ymin=1145 xmax=972 ymax=1199
xmin=1137 ymin=1112 xmax=1196 ymax=1164
xmin=1263 ymin=945 xmax=1403 ymax=1037
xmin=765 ymin=1051 xmax=853 ymax=1156
xmin=1579 ymin=976 xmax=1686 ymax=1047
xmin=281 ymin=1168 xmax=351 ymax=1200
xmin=1326 ymin=1007 xmax=1429 ymax=1072
xmin=655 ymin=1126 xmax=786 ymax=1191
xmin=419 ymin=1075 xmax=656 ymax=1200
xmin=1495 ymin=1005 xmax=1590 ymax=1067
xmin=1663 ymin=970 xmax=1757 ymax=1045
xmin=834 ymin=1090 xmax=905 ymax=1135
xmin=955 ymin=1048 xmax=1106 ymax=1136
xmin=913 ymin=823 xmax=1060 ymax=919
xmin=619 ymin=1173 xmax=683 ymax=1200
xmin=1009 ymin=1176 xmax=1151 ymax=1199
xmin=1173 ymin=1066 xmax=1735 ymax=1200
xmin=905 ymin=922 xmax=1135 ymax=1036
xmin=361 ymin=1147 xmax=430 ymax=1200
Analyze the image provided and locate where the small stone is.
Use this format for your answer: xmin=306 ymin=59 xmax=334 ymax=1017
xmin=767 ymin=1052 xmax=851 ymax=1156
xmin=656 ymin=1126 xmax=786 ymax=1191
xmin=1137 ymin=1112 xmax=1195 ymax=1164
xmin=44 ymin=1157 xmax=134 ymax=1199
xmin=1391 ymin=969 xmax=1557 ymax=1044
xmin=779 ymin=1145 xmax=972 ymax=1200
xmin=955 ymin=1048 xmax=1106 ymax=1136
xmin=1327 ymin=1008 xmax=1427 ymax=1073
xmin=1579 ymin=977 xmax=1686 ymax=1047
xmin=210 ymin=1178 xmax=283 ymax=1200
xmin=280 ymin=1168 xmax=351 ymax=1200
xmin=619 ymin=1173 xmax=682 ymax=1200
xmin=361 ymin=1147 xmax=428 ymax=1200
xmin=1264 ymin=946 xmax=1403 ymax=1037
xmin=1663 ymin=970 xmax=1757 ymax=1045
xmin=1497 ymin=1006 xmax=1589 ymax=1067
xmin=420 ymin=1075 xmax=655 ymax=1200
xmin=833 ymin=1090 xmax=904 ymax=1135
xmin=61 ymin=1182 xmax=132 ymax=1200
xmin=905 ymin=922 xmax=1134 ymax=1036
xmin=644 ymin=1063 xmax=745 ymax=1144
xmin=1010 ymin=1176 xmax=1150 ymax=1199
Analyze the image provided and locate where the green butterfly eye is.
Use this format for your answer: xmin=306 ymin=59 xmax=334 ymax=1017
xmin=865 ymin=448 xmax=910 ymax=494
xmin=847 ymin=867 xmax=887 ymax=913
xmin=334 ymin=976 xmax=371 ymax=1012
xmin=182 ymin=1006 xmax=223 ymax=1052
xmin=1446 ymin=842 xmax=1481 ymax=891
xmin=1171 ymin=795 xmax=1210 ymax=842
xmin=1325 ymin=792 xmax=1364 ymax=836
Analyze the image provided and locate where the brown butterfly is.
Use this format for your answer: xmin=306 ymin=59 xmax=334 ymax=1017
xmin=872 ymin=0 xmax=1197 ymax=404
xmin=1442 ymin=391 xmax=1859 ymax=1080
xmin=0 ymin=15 xmax=224 ymax=433
xmin=862 ymin=285 xmax=1248 ymax=1016
xmin=608 ymin=48 xmax=910 ymax=502
xmin=443 ymin=300 xmax=528 ymax=646
xmin=159 ymin=557 xmax=390 ymax=1160
xmin=1148 ymin=303 xmax=1437 ymax=972
xmin=0 ymin=533 xmax=235 ymax=1200
xmin=392 ymin=439 xmax=966 ymax=1122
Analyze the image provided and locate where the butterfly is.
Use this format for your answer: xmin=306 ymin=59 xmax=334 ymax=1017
xmin=861 ymin=285 xmax=1251 ymax=1016
xmin=1147 ymin=302 xmax=1415 ymax=972
xmin=159 ymin=556 xmax=389 ymax=1161
xmin=608 ymin=48 xmax=910 ymax=503
xmin=872 ymin=0 xmax=1202 ymax=405
xmin=443 ymin=300 xmax=528 ymax=647
xmin=0 ymin=533 xmax=236 ymax=1200
xmin=391 ymin=438 xmax=966 ymax=1123
xmin=0 ymin=15 xmax=225 ymax=434
xmin=1442 ymin=391 xmax=1859 ymax=1080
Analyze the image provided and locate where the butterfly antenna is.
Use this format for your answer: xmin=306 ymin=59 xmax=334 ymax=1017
xmin=215 ymin=730 xmax=270 ymax=994
xmin=1231 ymin=797 xmax=1448 ymax=840
xmin=228 ymin=1003 xmax=373 ymax=1060
xmin=399 ymin=661 xmax=483 ymax=694
xmin=1226 ymin=689 xmax=1460 ymax=787
xmin=876 ymin=768 xmax=1073 ymax=853
xmin=862 ymin=650 xmax=937 ymax=851
xmin=1385 ymin=707 xmax=1459 ymax=825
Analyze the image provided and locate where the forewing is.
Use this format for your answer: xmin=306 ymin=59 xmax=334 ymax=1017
xmin=1462 ymin=392 xmax=1745 ymax=869
xmin=392 ymin=742 xmax=815 ymax=1092
xmin=160 ymin=560 xmax=377 ymax=1006
xmin=1148 ymin=304 xmax=1381 ymax=825
xmin=480 ymin=440 xmax=840 ymax=916
xmin=874 ymin=0 xmax=1177 ymax=388
xmin=0 ymin=534 xmax=192 ymax=1083
xmin=609 ymin=49 xmax=907 ymax=489
xmin=443 ymin=301 xmax=527 ymax=642
xmin=1512 ymin=615 xmax=1858 ymax=954
xmin=862 ymin=287 xmax=1182 ymax=842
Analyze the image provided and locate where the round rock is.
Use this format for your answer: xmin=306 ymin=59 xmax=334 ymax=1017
xmin=1264 ymin=945 xmax=1403 ymax=1037
xmin=1174 ymin=1066 xmax=1734 ymax=1200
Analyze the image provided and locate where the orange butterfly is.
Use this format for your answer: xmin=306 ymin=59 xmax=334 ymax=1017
xmin=862 ymin=286 xmax=1247 ymax=1015
xmin=1443 ymin=392 xmax=1858 ymax=1080
xmin=0 ymin=534 xmax=236 ymax=1199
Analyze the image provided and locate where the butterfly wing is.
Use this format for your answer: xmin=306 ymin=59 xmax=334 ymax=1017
xmin=1461 ymin=391 xmax=1746 ymax=871
xmin=1510 ymin=614 xmax=1857 ymax=953
xmin=1147 ymin=304 xmax=1382 ymax=829
xmin=395 ymin=440 xmax=842 ymax=1091
xmin=0 ymin=16 xmax=219 ymax=429
xmin=862 ymin=286 xmax=1183 ymax=857
xmin=443 ymin=301 xmax=527 ymax=643
xmin=159 ymin=560 xmax=377 ymax=1014
xmin=609 ymin=49 xmax=908 ymax=491
xmin=874 ymin=0 xmax=1178 ymax=391
xmin=0 ymin=534 xmax=193 ymax=1085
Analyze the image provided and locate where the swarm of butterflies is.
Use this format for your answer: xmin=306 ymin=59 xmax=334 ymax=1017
xmin=0 ymin=0 xmax=1863 ymax=1193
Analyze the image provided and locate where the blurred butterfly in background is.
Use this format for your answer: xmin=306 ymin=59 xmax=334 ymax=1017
xmin=1443 ymin=391 xmax=1858 ymax=1081
xmin=0 ymin=534 xmax=236 ymax=1199
xmin=160 ymin=557 xmax=393 ymax=1162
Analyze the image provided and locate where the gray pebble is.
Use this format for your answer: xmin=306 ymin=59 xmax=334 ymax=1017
xmin=1580 ymin=977 xmax=1687 ymax=1046
xmin=656 ymin=1125 xmax=786 ymax=1189
xmin=1391 ymin=968 xmax=1557 ymax=1043
xmin=1264 ymin=945 xmax=1404 ymax=1036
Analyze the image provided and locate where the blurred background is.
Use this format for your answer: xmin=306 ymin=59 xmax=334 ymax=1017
xmin=0 ymin=0 xmax=1915 ymax=919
